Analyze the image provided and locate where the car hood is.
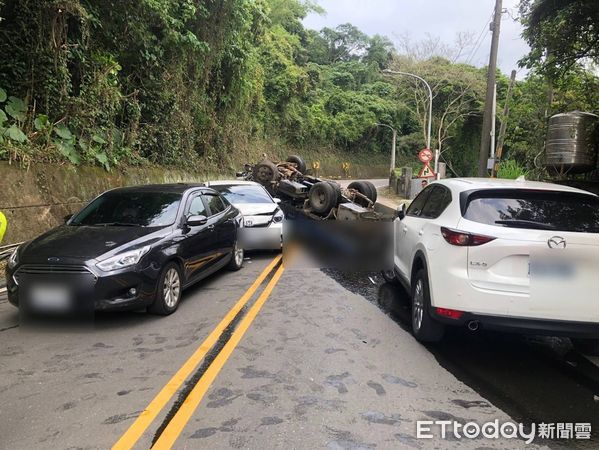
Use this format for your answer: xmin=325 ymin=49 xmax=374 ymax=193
xmin=19 ymin=225 xmax=165 ymax=262
xmin=234 ymin=203 xmax=278 ymax=216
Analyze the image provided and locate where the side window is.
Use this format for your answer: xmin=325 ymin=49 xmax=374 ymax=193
xmin=407 ymin=187 xmax=432 ymax=217
xmin=420 ymin=186 xmax=452 ymax=219
xmin=203 ymin=194 xmax=226 ymax=216
xmin=188 ymin=196 xmax=208 ymax=216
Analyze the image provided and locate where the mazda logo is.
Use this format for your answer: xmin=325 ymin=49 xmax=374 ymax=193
xmin=47 ymin=257 xmax=60 ymax=262
xmin=547 ymin=236 xmax=566 ymax=249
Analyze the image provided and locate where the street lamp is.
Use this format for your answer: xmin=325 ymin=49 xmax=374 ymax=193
xmin=375 ymin=123 xmax=397 ymax=174
xmin=382 ymin=69 xmax=437 ymax=176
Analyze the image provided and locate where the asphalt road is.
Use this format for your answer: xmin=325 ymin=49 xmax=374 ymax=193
xmin=1 ymin=177 xmax=598 ymax=449
xmin=0 ymin=251 xmax=562 ymax=449
xmin=337 ymin=179 xmax=389 ymax=190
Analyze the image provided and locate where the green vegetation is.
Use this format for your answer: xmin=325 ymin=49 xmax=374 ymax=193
xmin=497 ymin=159 xmax=528 ymax=180
xmin=0 ymin=0 xmax=597 ymax=178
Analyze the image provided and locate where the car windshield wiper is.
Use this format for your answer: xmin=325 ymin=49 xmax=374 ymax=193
xmin=94 ymin=222 xmax=140 ymax=227
xmin=494 ymin=219 xmax=557 ymax=230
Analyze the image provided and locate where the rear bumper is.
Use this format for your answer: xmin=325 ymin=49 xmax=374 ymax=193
xmin=240 ymin=222 xmax=282 ymax=250
xmin=432 ymin=310 xmax=599 ymax=338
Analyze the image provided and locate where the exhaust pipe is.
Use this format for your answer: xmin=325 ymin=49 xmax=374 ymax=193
xmin=467 ymin=320 xmax=479 ymax=332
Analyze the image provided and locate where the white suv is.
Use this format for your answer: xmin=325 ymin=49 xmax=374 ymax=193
xmin=390 ymin=178 xmax=599 ymax=352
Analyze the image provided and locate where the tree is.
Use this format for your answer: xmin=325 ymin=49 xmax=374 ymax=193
xmin=387 ymin=45 xmax=485 ymax=176
xmin=520 ymin=0 xmax=599 ymax=77
xmin=320 ymin=23 xmax=369 ymax=63
xmin=364 ymin=35 xmax=395 ymax=69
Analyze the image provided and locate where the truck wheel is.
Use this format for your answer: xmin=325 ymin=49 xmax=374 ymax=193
xmin=348 ymin=181 xmax=373 ymax=207
xmin=286 ymin=155 xmax=307 ymax=174
xmin=253 ymin=160 xmax=280 ymax=185
xmin=411 ymin=268 xmax=444 ymax=343
xmin=327 ymin=181 xmax=343 ymax=203
xmin=571 ymin=338 xmax=599 ymax=356
xmin=363 ymin=181 xmax=378 ymax=203
xmin=308 ymin=181 xmax=338 ymax=215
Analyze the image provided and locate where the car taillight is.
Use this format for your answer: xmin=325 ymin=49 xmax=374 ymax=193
xmin=435 ymin=307 xmax=464 ymax=319
xmin=441 ymin=227 xmax=495 ymax=247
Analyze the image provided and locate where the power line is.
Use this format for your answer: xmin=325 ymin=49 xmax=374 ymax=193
xmin=466 ymin=12 xmax=493 ymax=65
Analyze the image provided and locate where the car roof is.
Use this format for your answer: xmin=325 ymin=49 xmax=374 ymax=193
xmin=109 ymin=183 xmax=206 ymax=194
xmin=206 ymin=180 xmax=261 ymax=187
xmin=434 ymin=178 xmax=597 ymax=196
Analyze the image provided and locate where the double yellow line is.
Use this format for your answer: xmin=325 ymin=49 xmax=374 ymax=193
xmin=113 ymin=255 xmax=284 ymax=450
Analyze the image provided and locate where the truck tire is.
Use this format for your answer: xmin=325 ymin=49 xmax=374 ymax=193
xmin=363 ymin=180 xmax=378 ymax=203
xmin=327 ymin=181 xmax=343 ymax=204
xmin=411 ymin=268 xmax=444 ymax=343
xmin=348 ymin=181 xmax=374 ymax=207
xmin=308 ymin=181 xmax=338 ymax=215
xmin=253 ymin=160 xmax=280 ymax=185
xmin=286 ymin=155 xmax=307 ymax=174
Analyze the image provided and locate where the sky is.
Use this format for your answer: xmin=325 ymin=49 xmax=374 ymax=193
xmin=303 ymin=0 xmax=531 ymax=78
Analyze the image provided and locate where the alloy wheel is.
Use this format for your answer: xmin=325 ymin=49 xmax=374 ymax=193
xmin=413 ymin=279 xmax=424 ymax=331
xmin=234 ymin=243 xmax=244 ymax=267
xmin=163 ymin=267 xmax=181 ymax=308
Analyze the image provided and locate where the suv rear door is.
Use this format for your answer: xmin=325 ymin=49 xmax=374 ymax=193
xmin=459 ymin=189 xmax=599 ymax=321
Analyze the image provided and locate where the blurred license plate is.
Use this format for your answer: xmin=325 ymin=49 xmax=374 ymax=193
xmin=529 ymin=260 xmax=575 ymax=279
xmin=30 ymin=284 xmax=70 ymax=311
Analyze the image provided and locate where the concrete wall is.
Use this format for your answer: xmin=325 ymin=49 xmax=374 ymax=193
xmin=0 ymin=162 xmax=207 ymax=245
xmin=0 ymin=160 xmax=389 ymax=246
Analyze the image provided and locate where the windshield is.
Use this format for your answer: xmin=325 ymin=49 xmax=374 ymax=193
xmin=71 ymin=191 xmax=182 ymax=227
xmin=212 ymin=185 xmax=273 ymax=204
xmin=463 ymin=189 xmax=599 ymax=233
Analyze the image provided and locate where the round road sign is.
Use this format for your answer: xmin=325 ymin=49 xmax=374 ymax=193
xmin=418 ymin=148 xmax=433 ymax=163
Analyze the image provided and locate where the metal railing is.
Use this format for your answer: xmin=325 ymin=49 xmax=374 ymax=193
xmin=0 ymin=243 xmax=22 ymax=261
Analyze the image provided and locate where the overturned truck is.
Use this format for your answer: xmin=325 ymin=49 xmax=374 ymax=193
xmin=238 ymin=155 xmax=385 ymax=221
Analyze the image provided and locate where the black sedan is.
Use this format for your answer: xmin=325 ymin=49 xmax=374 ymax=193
xmin=5 ymin=184 xmax=244 ymax=316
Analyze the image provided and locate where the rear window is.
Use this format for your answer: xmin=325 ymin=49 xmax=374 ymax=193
xmin=463 ymin=190 xmax=599 ymax=233
xmin=212 ymin=185 xmax=273 ymax=204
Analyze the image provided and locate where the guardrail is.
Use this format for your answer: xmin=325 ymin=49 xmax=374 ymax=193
xmin=0 ymin=243 xmax=22 ymax=261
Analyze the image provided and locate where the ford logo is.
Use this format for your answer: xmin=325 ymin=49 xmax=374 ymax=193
xmin=47 ymin=257 xmax=60 ymax=263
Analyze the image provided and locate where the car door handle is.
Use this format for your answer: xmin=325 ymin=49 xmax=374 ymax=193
xmin=402 ymin=226 xmax=408 ymax=232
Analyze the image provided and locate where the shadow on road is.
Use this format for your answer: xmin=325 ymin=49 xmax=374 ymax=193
xmin=325 ymin=269 xmax=599 ymax=445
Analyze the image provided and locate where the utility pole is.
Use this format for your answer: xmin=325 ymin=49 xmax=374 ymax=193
xmin=382 ymin=69 xmax=434 ymax=173
xmin=478 ymin=0 xmax=503 ymax=177
xmin=492 ymin=69 xmax=517 ymax=177
xmin=375 ymin=123 xmax=398 ymax=174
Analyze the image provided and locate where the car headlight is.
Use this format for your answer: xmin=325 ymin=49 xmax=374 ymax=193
xmin=7 ymin=247 xmax=19 ymax=270
xmin=96 ymin=246 xmax=151 ymax=272
xmin=273 ymin=208 xmax=284 ymax=223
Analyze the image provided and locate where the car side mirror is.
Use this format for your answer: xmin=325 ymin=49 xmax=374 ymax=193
xmin=397 ymin=204 xmax=406 ymax=220
xmin=273 ymin=198 xmax=282 ymax=204
xmin=64 ymin=214 xmax=73 ymax=224
xmin=186 ymin=215 xmax=208 ymax=226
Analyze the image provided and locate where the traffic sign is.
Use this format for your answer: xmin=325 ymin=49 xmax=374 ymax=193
xmin=418 ymin=163 xmax=436 ymax=178
xmin=418 ymin=148 xmax=433 ymax=163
